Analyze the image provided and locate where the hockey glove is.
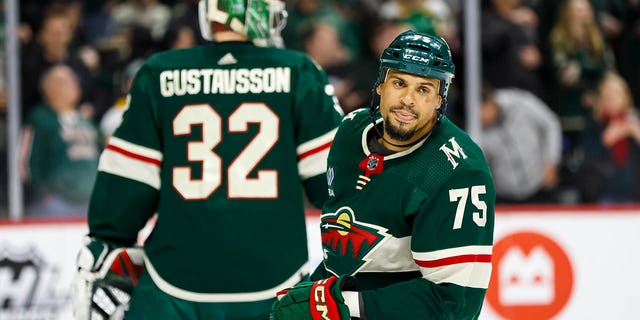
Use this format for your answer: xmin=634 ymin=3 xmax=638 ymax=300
xmin=71 ymin=237 xmax=145 ymax=320
xmin=270 ymin=276 xmax=353 ymax=320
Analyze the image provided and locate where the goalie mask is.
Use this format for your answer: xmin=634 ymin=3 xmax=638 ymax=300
xmin=198 ymin=0 xmax=287 ymax=47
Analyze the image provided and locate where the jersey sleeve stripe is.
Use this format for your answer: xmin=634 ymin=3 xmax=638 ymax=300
xmin=298 ymin=147 xmax=330 ymax=180
xmin=98 ymin=148 xmax=161 ymax=189
xmin=108 ymin=136 xmax=163 ymax=162
xmin=105 ymin=144 xmax=162 ymax=166
xmin=420 ymin=262 xmax=492 ymax=289
xmin=297 ymin=140 xmax=332 ymax=160
xmin=296 ymin=128 xmax=337 ymax=157
xmin=412 ymin=245 xmax=493 ymax=261
xmin=414 ymin=253 xmax=492 ymax=268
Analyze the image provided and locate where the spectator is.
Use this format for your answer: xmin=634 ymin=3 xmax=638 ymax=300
xmin=159 ymin=21 xmax=197 ymax=51
xmin=549 ymin=0 xmax=614 ymax=152
xmin=82 ymin=0 xmax=118 ymax=46
xmin=19 ymin=64 xmax=101 ymax=217
xmin=21 ymin=3 xmax=99 ymax=121
xmin=480 ymin=84 xmax=562 ymax=203
xmin=170 ymin=0 xmax=208 ymax=45
xmin=111 ymin=0 xmax=172 ymax=42
xmin=99 ymin=58 xmax=145 ymax=143
xmin=303 ymin=20 xmax=359 ymax=113
xmin=618 ymin=3 xmax=640 ymax=106
xmin=282 ymin=0 xmax=360 ymax=55
xmin=481 ymin=0 xmax=544 ymax=98
xmin=379 ymin=0 xmax=459 ymax=48
xmin=576 ymin=70 xmax=640 ymax=203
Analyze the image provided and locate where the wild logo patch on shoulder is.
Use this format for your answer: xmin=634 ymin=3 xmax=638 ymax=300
xmin=320 ymin=207 xmax=390 ymax=275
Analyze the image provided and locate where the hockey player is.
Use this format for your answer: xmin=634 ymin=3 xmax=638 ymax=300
xmin=270 ymin=30 xmax=495 ymax=319
xmin=71 ymin=0 xmax=343 ymax=319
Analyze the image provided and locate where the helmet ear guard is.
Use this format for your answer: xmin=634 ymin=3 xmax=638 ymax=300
xmin=198 ymin=0 xmax=287 ymax=47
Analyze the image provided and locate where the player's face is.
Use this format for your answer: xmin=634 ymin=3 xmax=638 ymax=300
xmin=376 ymin=69 xmax=442 ymax=146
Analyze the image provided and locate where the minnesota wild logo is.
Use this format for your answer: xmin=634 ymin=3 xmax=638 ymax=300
xmin=320 ymin=206 xmax=389 ymax=275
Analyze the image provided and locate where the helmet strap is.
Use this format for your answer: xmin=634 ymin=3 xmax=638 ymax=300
xmin=437 ymin=98 xmax=448 ymax=124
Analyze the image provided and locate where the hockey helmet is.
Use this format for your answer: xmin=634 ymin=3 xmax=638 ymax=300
xmin=198 ymin=0 xmax=287 ymax=47
xmin=376 ymin=30 xmax=455 ymax=99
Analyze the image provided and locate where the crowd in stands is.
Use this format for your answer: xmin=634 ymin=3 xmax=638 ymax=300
xmin=1 ymin=0 xmax=640 ymax=217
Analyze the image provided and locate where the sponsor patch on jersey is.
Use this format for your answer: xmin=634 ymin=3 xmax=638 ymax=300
xmin=320 ymin=206 xmax=389 ymax=275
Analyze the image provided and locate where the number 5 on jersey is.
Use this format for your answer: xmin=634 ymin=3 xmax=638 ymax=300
xmin=449 ymin=185 xmax=488 ymax=229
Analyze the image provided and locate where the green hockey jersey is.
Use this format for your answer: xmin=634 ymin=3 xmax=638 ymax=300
xmin=312 ymin=109 xmax=495 ymax=319
xmin=23 ymin=105 xmax=100 ymax=205
xmin=88 ymin=41 xmax=343 ymax=302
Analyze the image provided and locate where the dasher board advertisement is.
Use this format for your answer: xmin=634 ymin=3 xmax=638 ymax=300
xmin=1 ymin=207 xmax=640 ymax=320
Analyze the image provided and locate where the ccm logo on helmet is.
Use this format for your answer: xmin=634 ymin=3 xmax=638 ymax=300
xmin=403 ymin=54 xmax=429 ymax=64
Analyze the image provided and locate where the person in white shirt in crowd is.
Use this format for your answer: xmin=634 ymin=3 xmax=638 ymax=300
xmin=480 ymin=83 xmax=562 ymax=203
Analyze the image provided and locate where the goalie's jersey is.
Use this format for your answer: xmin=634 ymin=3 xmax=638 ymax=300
xmin=312 ymin=109 xmax=495 ymax=319
xmin=88 ymin=42 xmax=342 ymax=300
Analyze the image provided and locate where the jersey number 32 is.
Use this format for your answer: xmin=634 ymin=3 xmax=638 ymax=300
xmin=172 ymin=103 xmax=279 ymax=200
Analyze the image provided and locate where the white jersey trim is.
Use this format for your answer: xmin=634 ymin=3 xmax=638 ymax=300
xmin=98 ymin=148 xmax=161 ymax=189
xmin=296 ymin=128 xmax=337 ymax=180
xmin=296 ymin=128 xmax=337 ymax=156
xmin=412 ymin=245 xmax=493 ymax=261
xmin=144 ymin=256 xmax=309 ymax=302
xmin=361 ymin=119 xmax=429 ymax=160
xmin=413 ymin=245 xmax=493 ymax=289
xmin=298 ymin=148 xmax=330 ymax=180
xmin=356 ymin=236 xmax=419 ymax=273
xmin=419 ymin=261 xmax=492 ymax=289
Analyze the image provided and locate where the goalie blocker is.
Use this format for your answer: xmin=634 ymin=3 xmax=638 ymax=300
xmin=72 ymin=237 xmax=145 ymax=320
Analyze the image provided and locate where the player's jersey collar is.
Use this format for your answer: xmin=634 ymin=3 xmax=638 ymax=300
xmin=360 ymin=118 xmax=431 ymax=160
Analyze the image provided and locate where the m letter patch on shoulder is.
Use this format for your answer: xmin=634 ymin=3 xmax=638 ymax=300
xmin=439 ymin=137 xmax=467 ymax=169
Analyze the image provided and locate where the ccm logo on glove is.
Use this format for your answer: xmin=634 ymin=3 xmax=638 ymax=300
xmin=310 ymin=277 xmax=340 ymax=320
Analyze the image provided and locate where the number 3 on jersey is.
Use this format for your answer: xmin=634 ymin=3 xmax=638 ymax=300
xmin=449 ymin=185 xmax=488 ymax=229
xmin=172 ymin=103 xmax=279 ymax=200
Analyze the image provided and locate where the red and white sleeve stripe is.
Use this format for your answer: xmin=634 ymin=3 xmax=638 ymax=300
xmin=413 ymin=245 xmax=493 ymax=289
xmin=98 ymin=137 xmax=163 ymax=189
xmin=296 ymin=128 xmax=337 ymax=180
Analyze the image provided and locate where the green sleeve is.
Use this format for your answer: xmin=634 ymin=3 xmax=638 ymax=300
xmin=310 ymin=261 xmax=331 ymax=281
xmin=360 ymin=278 xmax=486 ymax=320
xmin=293 ymin=57 xmax=342 ymax=145
xmin=88 ymin=63 xmax=161 ymax=246
xmin=294 ymin=56 xmax=343 ymax=208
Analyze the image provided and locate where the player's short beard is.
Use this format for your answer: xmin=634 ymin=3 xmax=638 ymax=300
xmin=384 ymin=114 xmax=416 ymax=141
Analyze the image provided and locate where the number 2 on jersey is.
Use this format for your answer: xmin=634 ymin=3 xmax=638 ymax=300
xmin=172 ymin=103 xmax=279 ymax=200
xmin=449 ymin=185 xmax=488 ymax=229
